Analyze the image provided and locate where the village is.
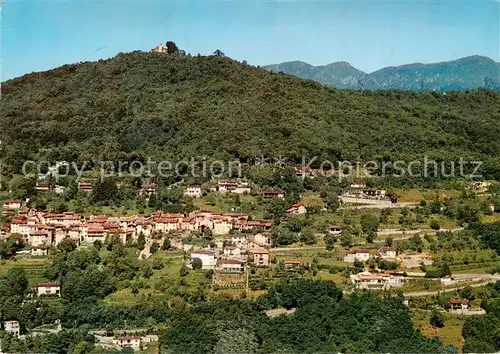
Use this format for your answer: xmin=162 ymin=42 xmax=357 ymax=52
xmin=0 ymin=170 xmax=499 ymax=353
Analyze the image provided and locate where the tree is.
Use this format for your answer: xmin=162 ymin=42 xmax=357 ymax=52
xmin=430 ymin=219 xmax=441 ymax=230
xmin=91 ymin=178 xmax=119 ymax=205
xmin=0 ymin=268 xmax=29 ymax=297
xmin=385 ymin=237 xmax=393 ymax=247
xmin=379 ymin=208 xmax=392 ymax=224
xmin=141 ymin=264 xmax=153 ymax=278
xmin=8 ymin=175 xmax=35 ymax=199
xmin=162 ymin=237 xmax=171 ymax=251
xmin=430 ymin=309 xmax=445 ymax=328
xmin=299 ymin=228 xmax=316 ymax=245
xmin=324 ymin=233 xmax=336 ymax=251
xmin=214 ymin=328 xmax=258 ymax=354
xmin=340 ymin=229 xmax=352 ymax=248
xmin=300 ymin=194 xmax=325 ymax=214
xmin=360 ymin=214 xmax=379 ymax=242
xmin=136 ymin=233 xmax=146 ymax=250
xmin=440 ymin=262 xmax=452 ymax=277
xmin=191 ymin=258 xmax=202 ymax=270
xmin=203 ymin=228 xmax=213 ymax=241
xmin=166 ymin=41 xmax=179 ymax=54
xmin=150 ymin=242 xmax=160 ymax=253
xmin=213 ymin=49 xmax=225 ymax=57
xmin=57 ymin=238 xmax=77 ymax=253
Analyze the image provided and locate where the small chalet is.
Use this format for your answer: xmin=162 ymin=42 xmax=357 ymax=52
xmin=328 ymin=225 xmax=344 ymax=235
xmin=37 ymin=282 xmax=61 ymax=297
xmin=262 ymin=189 xmax=285 ymax=199
xmin=449 ymin=299 xmax=469 ymax=313
xmin=113 ymin=335 xmax=141 ymax=351
xmin=3 ymin=199 xmax=21 ymax=209
xmin=350 ymin=181 xmax=366 ymax=189
xmin=286 ymin=203 xmax=307 ymax=215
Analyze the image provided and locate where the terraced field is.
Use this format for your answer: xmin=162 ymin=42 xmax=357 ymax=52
xmin=0 ymin=256 xmax=50 ymax=285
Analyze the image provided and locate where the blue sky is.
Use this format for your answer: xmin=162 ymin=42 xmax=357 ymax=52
xmin=1 ymin=0 xmax=499 ymax=80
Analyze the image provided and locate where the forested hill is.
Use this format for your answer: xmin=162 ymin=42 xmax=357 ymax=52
xmin=1 ymin=51 xmax=500 ymax=177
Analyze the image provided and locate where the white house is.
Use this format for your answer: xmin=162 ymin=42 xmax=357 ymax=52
xmin=221 ymin=259 xmax=245 ymax=273
xmin=328 ymin=225 xmax=344 ymax=235
xmin=31 ymin=245 xmax=49 ymax=257
xmin=3 ymin=199 xmax=21 ymax=209
xmin=252 ymin=233 xmax=271 ymax=247
xmin=184 ymin=185 xmax=202 ymax=198
xmin=190 ymin=250 xmax=217 ymax=270
xmin=4 ymin=320 xmax=20 ymax=337
xmin=377 ymin=246 xmax=397 ymax=260
xmin=54 ymin=185 xmax=66 ymax=195
xmin=113 ymin=336 xmax=141 ymax=351
xmin=37 ymin=282 xmax=61 ymax=297
xmin=231 ymin=234 xmax=248 ymax=248
xmin=223 ymin=245 xmax=241 ymax=257
xmin=343 ymin=249 xmax=370 ymax=263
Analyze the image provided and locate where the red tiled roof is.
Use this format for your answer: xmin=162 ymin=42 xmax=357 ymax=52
xmin=379 ymin=246 xmax=395 ymax=251
xmin=191 ymin=250 xmax=215 ymax=256
xmin=88 ymin=228 xmax=105 ymax=233
xmin=449 ymin=299 xmax=469 ymax=304
xmin=118 ymin=335 xmax=140 ymax=341
xmin=38 ymin=282 xmax=61 ymax=288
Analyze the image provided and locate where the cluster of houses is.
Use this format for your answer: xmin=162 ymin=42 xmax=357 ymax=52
xmin=343 ymin=247 xmax=397 ymax=263
xmin=350 ymin=270 xmax=406 ymax=290
xmin=2 ymin=206 xmax=273 ymax=250
xmin=189 ymin=233 xmax=271 ymax=272
xmin=2 ymin=320 xmax=145 ymax=352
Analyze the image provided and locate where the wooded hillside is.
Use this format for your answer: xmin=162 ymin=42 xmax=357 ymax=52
xmin=1 ymin=51 xmax=500 ymax=177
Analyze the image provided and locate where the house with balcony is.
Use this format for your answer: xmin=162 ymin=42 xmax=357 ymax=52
xmin=248 ymin=248 xmax=269 ymax=267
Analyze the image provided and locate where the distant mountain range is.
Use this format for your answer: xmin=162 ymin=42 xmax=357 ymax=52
xmin=264 ymin=55 xmax=500 ymax=91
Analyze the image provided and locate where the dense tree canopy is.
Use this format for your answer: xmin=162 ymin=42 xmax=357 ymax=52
xmin=1 ymin=52 xmax=500 ymax=179
xmin=160 ymin=280 xmax=445 ymax=353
